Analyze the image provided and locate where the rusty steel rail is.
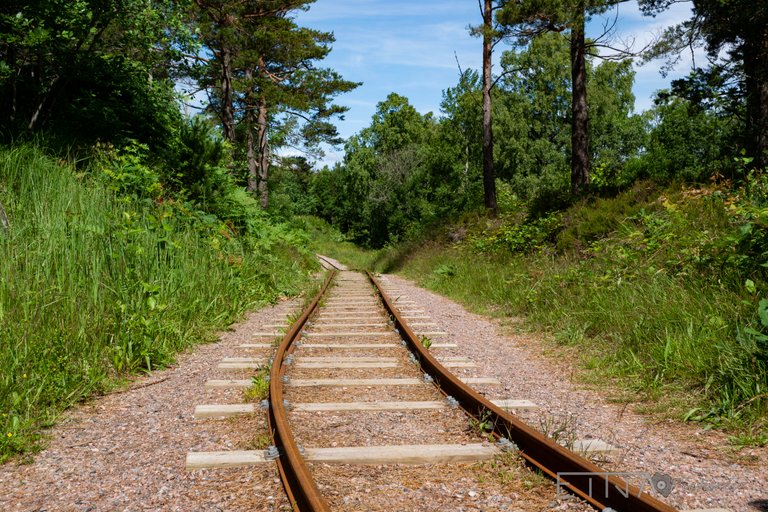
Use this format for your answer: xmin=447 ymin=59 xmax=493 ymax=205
xmin=316 ymin=254 xmax=344 ymax=270
xmin=367 ymin=271 xmax=678 ymax=512
xmin=268 ymin=271 xmax=335 ymax=512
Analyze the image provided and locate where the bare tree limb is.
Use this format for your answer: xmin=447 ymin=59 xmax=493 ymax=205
xmin=454 ymin=51 xmax=466 ymax=78
xmin=283 ymin=109 xmax=315 ymax=124
xmin=492 ymin=65 xmax=524 ymax=90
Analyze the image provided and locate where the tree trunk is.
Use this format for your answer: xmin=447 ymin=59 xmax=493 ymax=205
xmin=8 ymin=46 xmax=17 ymax=124
xmin=256 ymin=94 xmax=270 ymax=208
xmin=482 ymin=0 xmax=498 ymax=216
xmin=744 ymin=38 xmax=768 ymax=170
xmin=570 ymin=4 xmax=590 ymax=195
xmin=220 ymin=45 xmax=236 ymax=143
xmin=246 ymin=122 xmax=258 ymax=193
xmin=27 ymin=75 xmax=61 ymax=132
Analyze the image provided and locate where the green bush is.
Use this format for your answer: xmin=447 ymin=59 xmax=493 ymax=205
xmin=0 ymin=145 xmax=314 ymax=461
xmin=556 ymin=181 xmax=660 ymax=253
xmin=469 ymin=213 xmax=562 ymax=254
xmin=388 ymin=181 xmax=768 ymax=437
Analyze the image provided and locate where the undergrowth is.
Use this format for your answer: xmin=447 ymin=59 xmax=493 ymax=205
xmin=360 ymin=180 xmax=768 ymax=441
xmin=295 ymin=216 xmax=381 ymax=270
xmin=0 ymin=145 xmax=314 ymax=461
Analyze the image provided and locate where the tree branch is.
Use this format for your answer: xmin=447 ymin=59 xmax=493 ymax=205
xmin=492 ymin=66 xmax=525 ymax=90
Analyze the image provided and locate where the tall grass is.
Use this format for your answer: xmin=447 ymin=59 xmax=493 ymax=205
xmin=0 ymin=145 xmax=312 ymax=460
xmin=294 ymin=216 xmax=382 ymax=270
xmin=372 ymin=186 xmax=768 ymax=440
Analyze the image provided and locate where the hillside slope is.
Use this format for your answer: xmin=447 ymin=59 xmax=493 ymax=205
xmin=311 ymin=181 xmax=768 ymax=443
xmin=0 ymin=145 xmax=315 ymax=461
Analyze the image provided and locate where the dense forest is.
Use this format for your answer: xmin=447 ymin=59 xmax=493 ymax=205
xmin=1 ymin=0 xmax=768 ymax=459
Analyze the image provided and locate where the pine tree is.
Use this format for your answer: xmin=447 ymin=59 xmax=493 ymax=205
xmin=640 ymin=0 xmax=768 ymax=169
xmin=236 ymin=12 xmax=357 ymax=207
xmin=189 ymin=0 xmax=357 ymax=207
xmin=498 ymin=0 xmax=612 ymax=195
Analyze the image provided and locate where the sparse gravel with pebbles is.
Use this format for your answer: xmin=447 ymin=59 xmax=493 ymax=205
xmin=377 ymin=273 xmax=768 ymax=512
xmin=0 ymin=300 xmax=299 ymax=512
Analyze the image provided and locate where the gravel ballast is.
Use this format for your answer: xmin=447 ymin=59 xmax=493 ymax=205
xmin=0 ymin=301 xmax=299 ymax=512
xmin=377 ymin=273 xmax=768 ymax=512
xmin=1 ymin=267 xmax=764 ymax=511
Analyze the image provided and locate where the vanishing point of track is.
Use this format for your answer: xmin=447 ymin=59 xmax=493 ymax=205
xmin=266 ymin=256 xmax=677 ymax=512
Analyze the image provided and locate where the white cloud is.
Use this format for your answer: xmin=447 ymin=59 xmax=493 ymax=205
xmin=301 ymin=0 xmax=475 ymax=22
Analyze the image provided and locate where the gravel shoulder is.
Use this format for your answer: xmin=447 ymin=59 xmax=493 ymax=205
xmin=0 ymin=301 xmax=299 ymax=512
xmin=377 ymin=273 xmax=768 ymax=512
xmin=2 ymin=268 xmax=765 ymax=512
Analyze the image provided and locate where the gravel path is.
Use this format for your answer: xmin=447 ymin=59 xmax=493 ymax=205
xmin=0 ymin=300 xmax=299 ymax=512
xmin=287 ymin=271 xmax=582 ymax=512
xmin=2 ymin=266 xmax=765 ymax=511
xmin=377 ymin=273 xmax=768 ymax=512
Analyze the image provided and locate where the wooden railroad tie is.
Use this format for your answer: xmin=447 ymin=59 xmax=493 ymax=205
xmin=186 ymin=439 xmax=621 ymax=470
xmin=262 ymin=342 xmax=457 ymax=349
xmin=194 ymin=398 xmax=538 ymax=418
xmin=310 ymin=323 xmax=388 ymax=328
xmin=302 ymin=332 xmax=397 ymax=338
xmin=204 ymin=376 xmax=502 ymax=388
xmin=186 ymin=443 xmax=498 ymax=469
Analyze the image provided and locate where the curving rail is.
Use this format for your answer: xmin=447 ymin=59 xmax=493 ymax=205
xmin=267 ymin=271 xmax=334 ymax=512
xmin=266 ymin=264 xmax=677 ymax=512
xmin=368 ymin=271 xmax=676 ymax=512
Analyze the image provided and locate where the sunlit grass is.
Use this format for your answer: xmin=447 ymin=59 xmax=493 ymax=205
xmin=375 ymin=189 xmax=768 ymax=441
xmin=0 ymin=145 xmax=312 ymax=461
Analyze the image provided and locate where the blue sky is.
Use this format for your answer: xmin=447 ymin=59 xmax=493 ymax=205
xmin=294 ymin=0 xmax=699 ymax=167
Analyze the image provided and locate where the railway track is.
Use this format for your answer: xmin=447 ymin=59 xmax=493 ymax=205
xmin=188 ymin=255 xmax=685 ymax=511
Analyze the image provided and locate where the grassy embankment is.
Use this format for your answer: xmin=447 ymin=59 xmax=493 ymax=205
xmin=0 ymin=145 xmax=315 ymax=461
xmin=308 ymin=182 xmax=768 ymax=444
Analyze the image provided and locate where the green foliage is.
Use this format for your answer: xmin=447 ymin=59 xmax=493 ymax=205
xmin=0 ymin=145 xmax=313 ymax=461
xmin=0 ymin=0 xmax=190 ymax=149
xmin=167 ymin=116 xmax=229 ymax=198
xmin=495 ymin=33 xmax=644 ymax=202
xmin=555 ymin=182 xmax=659 ymax=252
xmin=269 ymin=156 xmax=319 ymax=218
xmin=315 ymin=37 xmax=645 ymax=249
xmin=498 ymin=0 xmax=611 ymax=34
xmin=469 ymin=213 xmax=562 ymax=254
xmin=99 ymin=142 xmax=164 ymax=200
xmin=433 ymin=264 xmax=458 ymax=277
xmin=630 ymin=92 xmax=739 ymax=183
xmin=387 ymin=181 xmax=768 ymax=437
xmin=639 ymin=0 xmax=767 ymax=169
xmin=244 ymin=368 xmax=271 ymax=402
xmin=189 ymin=0 xmax=357 ymax=207
xmin=315 ymin=93 xmax=439 ymax=247
xmin=294 ymin=216 xmax=381 ymax=271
